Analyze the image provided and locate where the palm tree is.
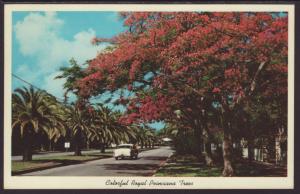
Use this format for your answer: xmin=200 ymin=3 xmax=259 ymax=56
xmin=64 ymin=105 xmax=96 ymax=156
xmin=45 ymin=95 xmax=68 ymax=150
xmin=133 ymin=126 xmax=156 ymax=149
xmin=145 ymin=128 xmax=156 ymax=148
xmin=12 ymin=87 xmax=65 ymax=161
xmin=89 ymin=104 xmax=136 ymax=153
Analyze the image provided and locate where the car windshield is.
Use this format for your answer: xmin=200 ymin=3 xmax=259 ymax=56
xmin=117 ymin=145 xmax=132 ymax=149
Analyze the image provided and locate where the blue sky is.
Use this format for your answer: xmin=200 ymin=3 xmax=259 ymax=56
xmin=12 ymin=11 xmax=125 ymax=92
xmin=12 ymin=11 xmax=164 ymax=130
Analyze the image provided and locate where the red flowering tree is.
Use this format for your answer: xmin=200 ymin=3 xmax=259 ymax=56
xmin=78 ymin=12 xmax=287 ymax=176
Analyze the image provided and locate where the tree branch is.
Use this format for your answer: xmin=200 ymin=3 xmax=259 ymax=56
xmin=249 ymin=61 xmax=267 ymax=95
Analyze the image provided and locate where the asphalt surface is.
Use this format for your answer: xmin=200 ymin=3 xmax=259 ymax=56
xmin=22 ymin=146 xmax=174 ymax=176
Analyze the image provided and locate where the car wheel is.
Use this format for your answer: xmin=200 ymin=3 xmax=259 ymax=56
xmin=115 ymin=157 xmax=119 ymax=160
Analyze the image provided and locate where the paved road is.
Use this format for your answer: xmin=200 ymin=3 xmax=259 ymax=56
xmin=12 ymin=149 xmax=111 ymax=161
xmin=22 ymin=146 xmax=174 ymax=176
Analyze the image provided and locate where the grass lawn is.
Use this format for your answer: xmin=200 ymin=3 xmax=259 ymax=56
xmin=155 ymin=162 xmax=222 ymax=177
xmin=12 ymin=153 xmax=112 ymax=174
xmin=35 ymin=154 xmax=108 ymax=161
xmin=154 ymin=154 xmax=287 ymax=177
xmin=12 ymin=161 xmax=61 ymax=173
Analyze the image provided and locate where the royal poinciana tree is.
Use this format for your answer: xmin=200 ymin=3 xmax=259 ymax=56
xmin=77 ymin=12 xmax=287 ymax=176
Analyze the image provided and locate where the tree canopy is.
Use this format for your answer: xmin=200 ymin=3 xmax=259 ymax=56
xmin=78 ymin=12 xmax=287 ymax=125
xmin=77 ymin=12 xmax=288 ymax=176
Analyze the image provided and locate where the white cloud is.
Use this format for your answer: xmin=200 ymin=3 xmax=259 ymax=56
xmin=43 ymin=72 xmax=66 ymax=99
xmin=15 ymin=12 xmax=64 ymax=56
xmin=14 ymin=12 xmax=105 ymax=99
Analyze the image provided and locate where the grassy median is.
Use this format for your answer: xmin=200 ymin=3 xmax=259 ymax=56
xmin=12 ymin=152 xmax=113 ymax=175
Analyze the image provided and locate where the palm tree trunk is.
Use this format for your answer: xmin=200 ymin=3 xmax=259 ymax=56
xmin=22 ymin=134 xmax=33 ymax=161
xmin=49 ymin=139 xmax=54 ymax=151
xmin=74 ymin=143 xmax=82 ymax=156
xmin=74 ymin=129 xmax=82 ymax=156
xmin=23 ymin=147 xmax=32 ymax=161
xmin=86 ymin=140 xmax=90 ymax=150
xmin=100 ymin=143 xmax=105 ymax=153
xmin=141 ymin=141 xmax=144 ymax=149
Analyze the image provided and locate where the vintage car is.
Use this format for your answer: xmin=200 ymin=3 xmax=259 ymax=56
xmin=113 ymin=144 xmax=138 ymax=160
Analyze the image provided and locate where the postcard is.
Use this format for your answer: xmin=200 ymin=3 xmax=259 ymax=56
xmin=3 ymin=3 xmax=294 ymax=189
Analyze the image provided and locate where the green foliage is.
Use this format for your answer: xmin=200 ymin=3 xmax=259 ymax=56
xmin=55 ymin=58 xmax=86 ymax=103
xmin=89 ymin=104 xmax=136 ymax=145
xmin=12 ymin=87 xmax=65 ymax=141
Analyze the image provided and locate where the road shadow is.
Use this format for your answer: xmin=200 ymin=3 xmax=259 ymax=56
xmin=115 ymin=157 xmax=141 ymax=160
xmin=142 ymin=156 xmax=168 ymax=161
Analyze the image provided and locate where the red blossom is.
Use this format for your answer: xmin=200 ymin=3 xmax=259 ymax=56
xmin=212 ymin=87 xmax=221 ymax=93
xmin=77 ymin=12 xmax=287 ymax=124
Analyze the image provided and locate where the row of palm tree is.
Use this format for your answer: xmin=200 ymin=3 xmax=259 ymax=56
xmin=12 ymin=86 xmax=158 ymax=161
xmin=12 ymin=87 xmax=65 ymax=160
xmin=133 ymin=126 xmax=156 ymax=149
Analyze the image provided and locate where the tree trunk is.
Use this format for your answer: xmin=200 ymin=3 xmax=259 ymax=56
xmin=22 ymin=132 xmax=33 ymax=161
xmin=194 ymin=125 xmax=203 ymax=159
xmin=74 ymin=143 xmax=82 ymax=156
xmin=40 ymin=144 xmax=45 ymax=152
xmin=247 ymin=136 xmax=255 ymax=162
xmin=86 ymin=140 xmax=90 ymax=150
xmin=204 ymin=126 xmax=214 ymax=166
xmin=222 ymin=129 xmax=234 ymax=176
xmin=205 ymin=142 xmax=214 ymax=166
xmin=100 ymin=143 xmax=105 ymax=153
xmin=141 ymin=141 xmax=144 ymax=149
xmin=234 ymin=140 xmax=243 ymax=160
xmin=49 ymin=141 xmax=52 ymax=151
xmin=74 ymin=128 xmax=82 ymax=156
xmin=266 ymin=136 xmax=276 ymax=163
xmin=23 ymin=146 xmax=32 ymax=161
xmin=49 ymin=140 xmax=53 ymax=151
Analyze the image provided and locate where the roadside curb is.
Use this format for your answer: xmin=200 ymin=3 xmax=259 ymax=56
xmin=151 ymin=151 xmax=174 ymax=177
